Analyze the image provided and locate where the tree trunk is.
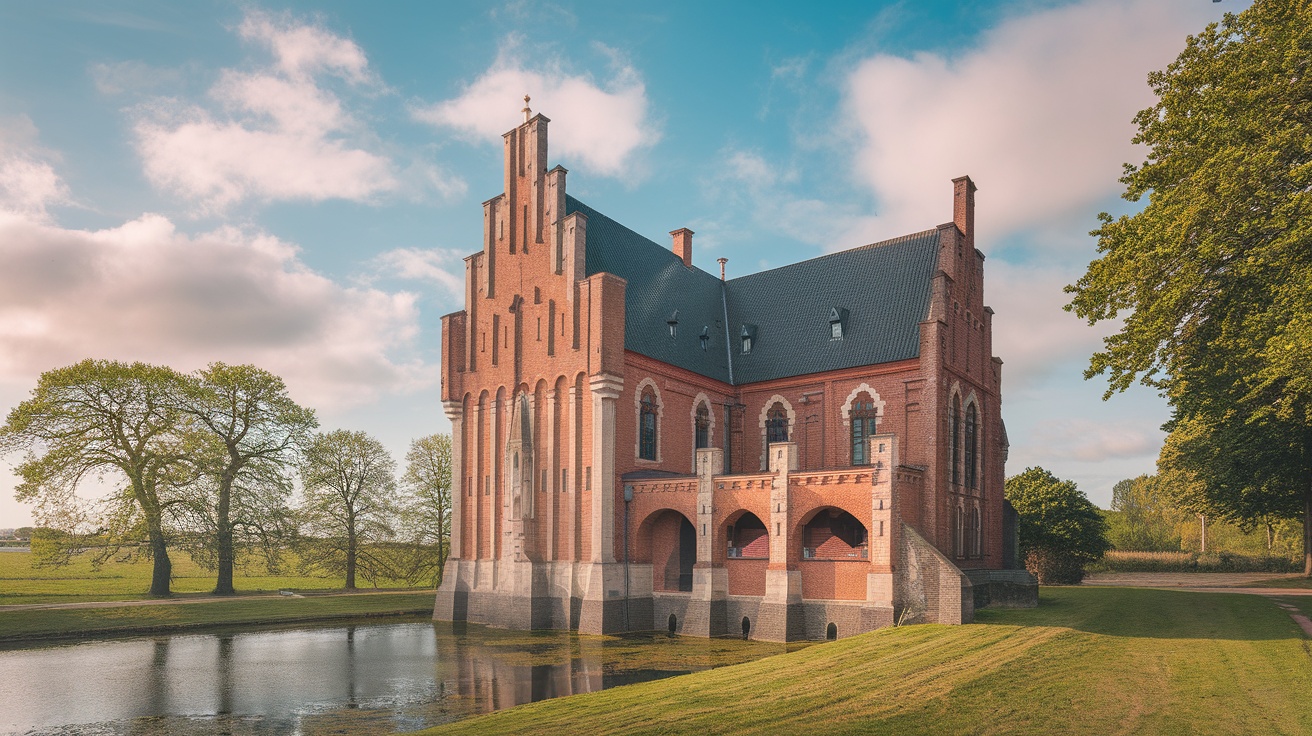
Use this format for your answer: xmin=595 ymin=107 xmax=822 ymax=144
xmin=148 ymin=525 xmax=173 ymax=597
xmin=134 ymin=477 xmax=172 ymax=597
xmin=214 ymin=473 xmax=235 ymax=595
xmin=345 ymin=525 xmax=357 ymax=590
xmin=1303 ymin=481 xmax=1311 ymax=578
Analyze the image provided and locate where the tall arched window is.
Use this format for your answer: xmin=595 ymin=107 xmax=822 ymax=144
xmin=639 ymin=390 xmax=658 ymax=460
xmin=950 ymin=396 xmax=962 ymax=485
xmin=953 ymin=506 xmax=965 ymax=558
xmin=695 ymin=403 xmax=710 ymax=450
xmin=970 ymin=506 xmax=982 ymax=557
xmin=766 ymin=403 xmax=789 ymax=444
xmin=850 ymin=395 xmax=879 ymax=466
xmin=964 ymin=403 xmax=978 ymax=489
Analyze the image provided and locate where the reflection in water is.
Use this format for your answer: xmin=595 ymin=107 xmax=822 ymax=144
xmin=0 ymin=620 xmax=795 ymax=736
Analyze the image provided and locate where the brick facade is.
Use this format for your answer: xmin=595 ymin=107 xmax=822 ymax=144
xmin=433 ymin=108 xmax=1030 ymax=641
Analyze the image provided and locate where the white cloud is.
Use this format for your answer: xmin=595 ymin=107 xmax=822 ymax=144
xmin=238 ymin=10 xmax=372 ymax=84
xmin=842 ymin=0 xmax=1218 ymax=249
xmin=374 ymin=247 xmax=467 ymax=300
xmin=0 ymin=117 xmax=69 ymax=220
xmin=132 ymin=9 xmax=444 ymax=212
xmin=0 ymin=205 xmax=430 ymax=410
xmin=1027 ymin=417 xmax=1163 ymax=463
xmin=412 ymin=37 xmax=658 ymax=177
xmin=986 ymin=261 xmax=1116 ymax=384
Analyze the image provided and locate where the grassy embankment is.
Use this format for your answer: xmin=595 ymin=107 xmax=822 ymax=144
xmin=423 ymin=587 xmax=1312 ymax=736
xmin=0 ymin=550 xmax=425 ymax=605
xmin=0 ymin=591 xmax=435 ymax=641
xmin=0 ymin=551 xmax=435 ymax=641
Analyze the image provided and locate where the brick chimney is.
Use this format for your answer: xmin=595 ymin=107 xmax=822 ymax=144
xmin=952 ymin=176 xmax=976 ymax=251
xmin=670 ymin=228 xmax=694 ymax=268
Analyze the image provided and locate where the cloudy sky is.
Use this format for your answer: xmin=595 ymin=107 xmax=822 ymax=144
xmin=0 ymin=0 xmax=1234 ymax=526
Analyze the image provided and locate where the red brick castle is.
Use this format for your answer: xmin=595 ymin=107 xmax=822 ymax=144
xmin=433 ymin=104 xmax=1035 ymax=641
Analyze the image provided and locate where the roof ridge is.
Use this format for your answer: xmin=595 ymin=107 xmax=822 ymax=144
xmin=726 ymin=228 xmax=940 ymax=283
xmin=566 ymin=194 xmax=719 ymax=281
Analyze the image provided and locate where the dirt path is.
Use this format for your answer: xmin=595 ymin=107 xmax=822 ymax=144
xmin=1082 ymin=572 xmax=1305 ymax=588
xmin=0 ymin=589 xmax=429 ymax=613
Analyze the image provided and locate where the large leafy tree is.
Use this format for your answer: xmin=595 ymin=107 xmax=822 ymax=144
xmin=177 ymin=364 xmax=317 ymax=595
xmin=1005 ymin=467 xmax=1110 ymax=584
xmin=397 ymin=433 xmax=453 ymax=587
xmin=298 ymin=430 xmax=399 ymax=589
xmin=1107 ymin=474 xmax=1182 ymax=552
xmin=1066 ymin=1 xmax=1312 ymax=574
xmin=0 ymin=360 xmax=190 ymax=595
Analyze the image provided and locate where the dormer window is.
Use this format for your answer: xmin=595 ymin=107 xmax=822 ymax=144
xmin=667 ymin=310 xmax=679 ymax=339
xmin=740 ymin=324 xmax=757 ymax=354
xmin=829 ymin=307 xmax=848 ymax=341
xmin=699 ymin=326 xmax=709 ymax=351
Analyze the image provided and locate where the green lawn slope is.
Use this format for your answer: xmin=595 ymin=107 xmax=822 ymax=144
xmin=422 ymin=587 xmax=1312 ymax=735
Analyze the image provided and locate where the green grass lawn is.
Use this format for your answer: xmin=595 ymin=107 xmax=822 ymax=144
xmin=0 ymin=591 xmax=436 ymax=641
xmin=0 ymin=550 xmax=425 ymax=605
xmin=421 ymin=587 xmax=1312 ymax=736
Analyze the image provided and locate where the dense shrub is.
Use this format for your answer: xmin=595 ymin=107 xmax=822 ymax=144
xmin=1024 ymin=548 xmax=1089 ymax=585
xmin=1005 ymin=467 xmax=1110 ymax=585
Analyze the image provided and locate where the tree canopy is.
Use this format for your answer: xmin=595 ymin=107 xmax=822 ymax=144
xmin=177 ymin=363 xmax=317 ymax=594
xmin=298 ymin=429 xmax=399 ymax=589
xmin=398 ymin=433 xmax=453 ymax=587
xmin=1005 ymin=467 xmax=1109 ymax=584
xmin=0 ymin=360 xmax=191 ymax=595
xmin=1065 ymin=0 xmax=1312 ymax=573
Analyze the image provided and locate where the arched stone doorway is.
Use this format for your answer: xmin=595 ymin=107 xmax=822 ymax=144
xmin=799 ymin=507 xmax=870 ymax=601
xmin=724 ymin=511 xmax=769 ymax=596
xmin=639 ymin=510 xmax=696 ymax=593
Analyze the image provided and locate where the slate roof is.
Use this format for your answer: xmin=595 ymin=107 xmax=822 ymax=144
xmin=567 ymin=195 xmax=940 ymax=386
xmin=570 ymin=196 xmax=733 ymax=383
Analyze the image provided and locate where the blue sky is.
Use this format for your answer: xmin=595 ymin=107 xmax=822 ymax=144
xmin=0 ymin=0 xmax=1233 ymax=527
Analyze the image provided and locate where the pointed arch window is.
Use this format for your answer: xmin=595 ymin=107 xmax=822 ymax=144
xmin=954 ymin=506 xmax=965 ymax=558
xmin=950 ymin=396 xmax=962 ymax=486
xmin=695 ymin=403 xmax=710 ymax=450
xmin=964 ymin=402 xmax=978 ymax=490
xmin=639 ymin=390 xmax=658 ymax=460
xmin=765 ymin=403 xmax=789 ymax=444
xmin=850 ymin=395 xmax=879 ymax=466
xmin=970 ymin=506 xmax=982 ymax=557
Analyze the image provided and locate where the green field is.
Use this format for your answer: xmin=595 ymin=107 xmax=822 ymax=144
xmin=0 ymin=591 xmax=436 ymax=641
xmin=421 ymin=587 xmax=1312 ymax=735
xmin=0 ymin=550 xmax=424 ymax=605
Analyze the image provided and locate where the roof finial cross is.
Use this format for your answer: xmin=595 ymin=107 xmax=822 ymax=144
xmin=522 ymin=94 xmax=532 ymax=123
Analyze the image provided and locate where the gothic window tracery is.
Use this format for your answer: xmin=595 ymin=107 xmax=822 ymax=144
xmin=639 ymin=389 xmax=658 ymax=461
xmin=850 ymin=394 xmax=879 ymax=466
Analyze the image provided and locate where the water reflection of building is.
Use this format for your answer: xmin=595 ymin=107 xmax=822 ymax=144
xmin=436 ymin=627 xmax=609 ymax=711
xmin=434 ymin=102 xmax=1037 ymax=642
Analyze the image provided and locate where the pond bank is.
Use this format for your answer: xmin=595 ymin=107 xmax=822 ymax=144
xmin=0 ymin=591 xmax=436 ymax=644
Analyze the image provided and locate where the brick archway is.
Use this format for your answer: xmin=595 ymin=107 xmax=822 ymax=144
xmin=636 ymin=508 xmax=696 ymax=593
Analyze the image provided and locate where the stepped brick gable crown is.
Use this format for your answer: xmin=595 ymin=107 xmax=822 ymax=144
xmin=434 ymin=106 xmax=1035 ymax=641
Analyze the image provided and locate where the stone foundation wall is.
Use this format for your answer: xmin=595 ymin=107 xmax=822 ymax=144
xmin=964 ymin=568 xmax=1038 ymax=609
xmin=896 ymin=523 xmax=973 ymax=625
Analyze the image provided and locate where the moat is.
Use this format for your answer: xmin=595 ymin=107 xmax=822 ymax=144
xmin=0 ymin=618 xmax=801 ymax=735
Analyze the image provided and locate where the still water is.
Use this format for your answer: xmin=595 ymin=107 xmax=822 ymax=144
xmin=0 ymin=619 xmax=791 ymax=735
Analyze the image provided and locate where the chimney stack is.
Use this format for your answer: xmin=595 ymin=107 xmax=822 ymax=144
xmin=717 ymin=257 xmax=727 ymax=281
xmin=952 ymin=175 xmax=976 ymax=250
xmin=670 ymin=228 xmax=694 ymax=268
